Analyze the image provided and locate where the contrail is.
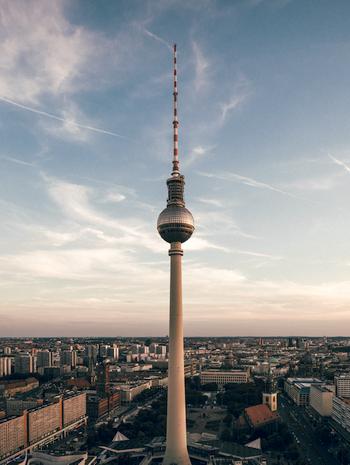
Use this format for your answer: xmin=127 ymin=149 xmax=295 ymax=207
xmin=143 ymin=28 xmax=173 ymax=52
xmin=329 ymin=154 xmax=350 ymax=174
xmin=0 ymin=96 xmax=124 ymax=138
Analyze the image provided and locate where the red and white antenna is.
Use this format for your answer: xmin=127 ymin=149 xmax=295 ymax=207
xmin=172 ymin=43 xmax=180 ymax=175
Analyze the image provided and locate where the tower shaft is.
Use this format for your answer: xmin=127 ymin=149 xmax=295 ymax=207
xmin=163 ymin=242 xmax=191 ymax=465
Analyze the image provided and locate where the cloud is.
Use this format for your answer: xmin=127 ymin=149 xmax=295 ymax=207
xmin=42 ymin=175 xmax=217 ymax=254
xmin=142 ymin=28 xmax=172 ymax=52
xmin=0 ymin=155 xmax=35 ymax=167
xmin=185 ymin=145 xmax=213 ymax=166
xmin=0 ymin=96 xmax=124 ymax=139
xmin=282 ymin=175 xmax=338 ymax=191
xmin=103 ymin=191 xmax=127 ymax=203
xmin=194 ymin=210 xmax=258 ymax=239
xmin=199 ymin=170 xmax=293 ymax=197
xmin=220 ymin=76 xmax=251 ymax=122
xmin=195 ymin=197 xmax=223 ymax=208
xmin=0 ymin=1 xmax=111 ymax=103
xmin=329 ymin=154 xmax=350 ymax=174
xmin=192 ymin=41 xmax=210 ymax=93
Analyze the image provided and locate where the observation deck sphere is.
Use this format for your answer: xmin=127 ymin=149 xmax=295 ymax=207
xmin=157 ymin=205 xmax=195 ymax=243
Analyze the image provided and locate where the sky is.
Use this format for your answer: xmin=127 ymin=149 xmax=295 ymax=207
xmin=1 ymin=0 xmax=350 ymax=337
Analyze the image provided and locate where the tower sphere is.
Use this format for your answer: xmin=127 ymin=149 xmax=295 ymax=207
xmin=157 ymin=205 xmax=194 ymax=243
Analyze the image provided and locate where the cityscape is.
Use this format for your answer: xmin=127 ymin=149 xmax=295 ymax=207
xmin=2 ymin=2 xmax=350 ymax=465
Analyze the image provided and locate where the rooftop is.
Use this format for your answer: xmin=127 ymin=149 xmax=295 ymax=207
xmin=244 ymin=404 xmax=279 ymax=428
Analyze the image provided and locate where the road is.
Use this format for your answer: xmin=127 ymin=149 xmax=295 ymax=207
xmin=279 ymin=394 xmax=340 ymax=465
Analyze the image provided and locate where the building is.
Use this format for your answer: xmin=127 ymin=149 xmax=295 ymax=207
xmin=96 ymin=360 xmax=110 ymax=398
xmin=62 ymin=393 xmax=86 ymax=427
xmin=6 ymin=399 xmax=43 ymax=416
xmin=107 ymin=344 xmax=119 ymax=360
xmin=156 ymin=345 xmax=167 ymax=358
xmin=200 ymin=370 xmax=249 ymax=387
xmin=14 ymin=354 xmax=37 ymax=374
xmin=0 ymin=392 xmax=87 ymax=460
xmin=86 ymin=391 xmax=120 ymax=421
xmin=262 ymin=392 xmax=278 ymax=412
xmin=118 ymin=381 xmax=152 ymax=403
xmin=0 ymin=377 xmax=39 ymax=397
xmin=61 ymin=350 xmax=77 ymax=368
xmin=262 ymin=372 xmax=278 ymax=412
xmin=0 ymin=414 xmax=27 ymax=459
xmin=284 ymin=378 xmax=322 ymax=406
xmin=332 ymin=396 xmax=350 ymax=433
xmin=156 ymin=43 xmax=195 ymax=465
xmin=37 ymin=351 xmax=53 ymax=369
xmin=28 ymin=401 xmax=62 ymax=445
xmin=309 ymin=384 xmax=334 ymax=417
xmin=335 ymin=373 xmax=350 ymax=398
xmin=0 ymin=357 xmax=12 ymax=377
xmin=244 ymin=404 xmax=279 ymax=431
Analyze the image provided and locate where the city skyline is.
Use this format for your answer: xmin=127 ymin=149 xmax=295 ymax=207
xmin=2 ymin=0 xmax=350 ymax=336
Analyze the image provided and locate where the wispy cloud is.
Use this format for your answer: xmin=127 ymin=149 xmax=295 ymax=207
xmin=192 ymin=41 xmax=210 ymax=93
xmin=220 ymin=76 xmax=251 ymax=122
xmin=184 ymin=145 xmax=213 ymax=166
xmin=0 ymin=1 xmax=117 ymax=104
xmin=0 ymin=96 xmax=124 ymax=139
xmin=199 ymin=170 xmax=294 ymax=197
xmin=329 ymin=154 xmax=350 ymax=174
xmin=195 ymin=197 xmax=223 ymax=208
xmin=142 ymin=28 xmax=172 ymax=52
xmin=0 ymin=155 xmax=35 ymax=167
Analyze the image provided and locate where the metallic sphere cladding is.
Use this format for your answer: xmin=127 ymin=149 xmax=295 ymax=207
xmin=157 ymin=205 xmax=194 ymax=243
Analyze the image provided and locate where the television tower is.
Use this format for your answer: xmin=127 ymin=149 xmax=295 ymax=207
xmin=157 ymin=44 xmax=195 ymax=465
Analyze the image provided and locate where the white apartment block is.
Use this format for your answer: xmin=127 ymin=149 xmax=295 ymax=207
xmin=332 ymin=396 xmax=350 ymax=433
xmin=309 ymin=384 xmax=334 ymax=416
xmin=0 ymin=357 xmax=12 ymax=377
xmin=335 ymin=373 xmax=350 ymax=398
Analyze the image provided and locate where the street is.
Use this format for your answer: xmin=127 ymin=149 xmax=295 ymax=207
xmin=279 ymin=394 xmax=340 ymax=465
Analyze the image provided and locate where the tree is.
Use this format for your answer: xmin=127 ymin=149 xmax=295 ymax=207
xmin=220 ymin=428 xmax=232 ymax=442
xmin=223 ymin=413 xmax=233 ymax=427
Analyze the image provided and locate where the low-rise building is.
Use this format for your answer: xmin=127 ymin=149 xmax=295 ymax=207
xmin=200 ymin=370 xmax=249 ymax=387
xmin=284 ymin=378 xmax=322 ymax=406
xmin=244 ymin=404 xmax=279 ymax=431
xmin=0 ymin=377 xmax=39 ymax=397
xmin=86 ymin=391 xmax=120 ymax=420
xmin=118 ymin=381 xmax=152 ymax=402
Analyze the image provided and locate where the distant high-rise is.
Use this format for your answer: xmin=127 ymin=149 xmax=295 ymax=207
xmin=14 ymin=354 xmax=36 ymax=374
xmin=61 ymin=350 xmax=77 ymax=368
xmin=37 ymin=350 xmax=53 ymax=368
xmin=107 ymin=344 xmax=119 ymax=360
xmin=157 ymin=44 xmax=195 ymax=465
xmin=0 ymin=357 xmax=12 ymax=377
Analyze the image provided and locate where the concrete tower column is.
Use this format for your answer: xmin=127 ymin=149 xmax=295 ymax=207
xmin=163 ymin=241 xmax=191 ymax=465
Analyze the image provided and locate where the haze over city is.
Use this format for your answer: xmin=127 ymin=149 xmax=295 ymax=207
xmin=2 ymin=0 xmax=350 ymax=336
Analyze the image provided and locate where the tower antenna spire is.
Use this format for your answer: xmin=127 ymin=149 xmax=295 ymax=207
xmin=172 ymin=43 xmax=180 ymax=175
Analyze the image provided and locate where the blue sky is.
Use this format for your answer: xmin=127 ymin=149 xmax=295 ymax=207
xmin=1 ymin=0 xmax=350 ymax=336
